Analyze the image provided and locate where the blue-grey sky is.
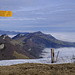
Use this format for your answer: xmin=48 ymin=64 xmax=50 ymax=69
xmin=0 ymin=0 xmax=75 ymax=33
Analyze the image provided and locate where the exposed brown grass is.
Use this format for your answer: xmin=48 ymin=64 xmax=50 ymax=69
xmin=13 ymin=51 xmax=29 ymax=59
xmin=0 ymin=63 xmax=75 ymax=75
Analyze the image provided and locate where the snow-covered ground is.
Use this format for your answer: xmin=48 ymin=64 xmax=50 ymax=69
xmin=0 ymin=58 xmax=71 ymax=66
xmin=0 ymin=47 xmax=75 ymax=66
xmin=0 ymin=58 xmax=51 ymax=66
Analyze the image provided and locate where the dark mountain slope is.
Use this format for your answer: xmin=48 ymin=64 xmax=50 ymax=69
xmin=13 ymin=31 xmax=75 ymax=58
xmin=0 ymin=34 xmax=35 ymax=60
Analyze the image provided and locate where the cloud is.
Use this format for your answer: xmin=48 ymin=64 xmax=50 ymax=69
xmin=0 ymin=0 xmax=75 ymax=32
xmin=40 ymin=47 xmax=75 ymax=60
xmin=50 ymin=32 xmax=75 ymax=42
xmin=0 ymin=18 xmax=36 ymax=21
xmin=0 ymin=17 xmax=46 ymax=21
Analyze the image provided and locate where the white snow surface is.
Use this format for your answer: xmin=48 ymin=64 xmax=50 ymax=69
xmin=0 ymin=47 xmax=75 ymax=66
xmin=0 ymin=58 xmax=51 ymax=66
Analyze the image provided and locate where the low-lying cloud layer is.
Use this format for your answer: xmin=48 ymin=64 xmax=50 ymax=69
xmin=50 ymin=32 xmax=75 ymax=42
xmin=40 ymin=47 xmax=75 ymax=59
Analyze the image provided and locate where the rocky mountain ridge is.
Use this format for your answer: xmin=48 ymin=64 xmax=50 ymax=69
xmin=12 ymin=31 xmax=75 ymax=58
xmin=0 ymin=31 xmax=75 ymax=59
xmin=0 ymin=34 xmax=35 ymax=60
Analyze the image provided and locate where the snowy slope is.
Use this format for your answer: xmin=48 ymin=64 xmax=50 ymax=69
xmin=0 ymin=47 xmax=75 ymax=66
xmin=0 ymin=58 xmax=51 ymax=66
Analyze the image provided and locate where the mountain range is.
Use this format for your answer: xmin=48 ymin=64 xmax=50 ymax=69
xmin=12 ymin=31 xmax=75 ymax=58
xmin=0 ymin=30 xmax=28 ymax=35
xmin=0 ymin=31 xmax=75 ymax=59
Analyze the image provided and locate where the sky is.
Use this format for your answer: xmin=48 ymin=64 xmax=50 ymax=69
xmin=0 ymin=0 xmax=75 ymax=33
